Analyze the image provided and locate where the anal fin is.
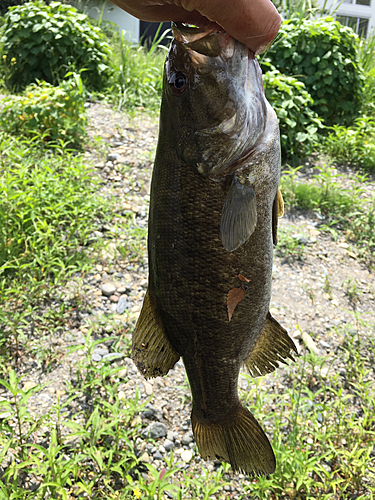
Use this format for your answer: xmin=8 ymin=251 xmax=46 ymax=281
xmin=245 ymin=312 xmax=297 ymax=377
xmin=220 ymin=175 xmax=257 ymax=252
xmin=192 ymin=404 xmax=275 ymax=476
xmin=132 ymin=288 xmax=179 ymax=379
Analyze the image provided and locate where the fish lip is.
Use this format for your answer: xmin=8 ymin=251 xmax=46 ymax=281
xmin=171 ymin=22 xmax=215 ymax=36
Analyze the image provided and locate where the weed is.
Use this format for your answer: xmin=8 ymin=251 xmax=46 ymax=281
xmin=280 ymin=164 xmax=375 ymax=261
xmin=239 ymin=324 xmax=375 ymax=499
xmin=0 ymin=74 xmax=87 ymax=147
xmin=342 ymin=277 xmax=362 ymax=309
xmin=108 ymin=27 xmax=168 ymax=112
xmin=323 ymin=275 xmax=333 ymax=299
xmin=0 ymin=132 xmax=105 ymax=279
xmin=276 ymin=225 xmax=307 ymax=260
xmin=324 ymin=115 xmax=375 ymax=171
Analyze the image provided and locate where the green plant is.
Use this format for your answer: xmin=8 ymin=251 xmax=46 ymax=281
xmin=324 ymin=115 xmax=375 ymax=170
xmin=0 ymin=0 xmax=111 ymax=91
xmin=277 ymin=225 xmax=307 ymax=260
xmin=280 ymin=164 xmax=375 ymax=261
xmin=109 ymin=27 xmax=167 ymax=112
xmin=0 ymin=132 xmax=105 ymax=279
xmin=0 ymin=73 xmax=87 ymax=146
xmin=262 ymin=17 xmax=364 ymax=126
xmin=263 ymin=69 xmax=324 ymax=161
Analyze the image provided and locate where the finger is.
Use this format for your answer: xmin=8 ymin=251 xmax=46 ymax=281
xmin=180 ymin=0 xmax=281 ymax=54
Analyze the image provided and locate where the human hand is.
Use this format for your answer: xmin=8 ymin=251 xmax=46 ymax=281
xmin=108 ymin=0 xmax=281 ymax=55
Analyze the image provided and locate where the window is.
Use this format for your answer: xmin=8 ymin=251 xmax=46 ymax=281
xmin=336 ymin=15 xmax=369 ymax=37
xmin=341 ymin=0 xmax=371 ymax=5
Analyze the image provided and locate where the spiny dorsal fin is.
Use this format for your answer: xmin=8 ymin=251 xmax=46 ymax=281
xmin=192 ymin=403 xmax=275 ymax=476
xmin=220 ymin=175 xmax=257 ymax=252
xmin=245 ymin=312 xmax=297 ymax=377
xmin=132 ymin=288 xmax=179 ymax=379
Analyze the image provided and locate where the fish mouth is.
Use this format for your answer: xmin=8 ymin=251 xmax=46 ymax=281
xmin=172 ymin=22 xmax=236 ymax=59
xmin=171 ymin=22 xmax=216 ymax=40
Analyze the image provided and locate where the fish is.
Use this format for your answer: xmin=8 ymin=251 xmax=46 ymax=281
xmin=132 ymin=23 xmax=297 ymax=476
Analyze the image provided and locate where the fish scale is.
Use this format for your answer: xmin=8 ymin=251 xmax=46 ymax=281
xmin=132 ymin=24 xmax=297 ymax=475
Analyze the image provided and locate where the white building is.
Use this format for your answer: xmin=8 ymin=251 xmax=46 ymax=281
xmin=71 ymin=0 xmax=170 ymax=44
xmin=317 ymin=0 xmax=375 ymax=37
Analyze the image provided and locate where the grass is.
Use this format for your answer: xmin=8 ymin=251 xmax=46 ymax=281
xmin=0 ymin=23 xmax=375 ymax=500
xmin=239 ymin=321 xmax=375 ymax=499
xmin=107 ymin=27 xmax=168 ymax=113
xmin=0 ymin=131 xmax=105 ymax=280
xmin=0 ymin=319 xmax=373 ymax=498
xmin=280 ymin=163 xmax=375 ymax=262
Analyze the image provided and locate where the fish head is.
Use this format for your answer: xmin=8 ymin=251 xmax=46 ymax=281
xmin=162 ymin=23 xmax=268 ymax=177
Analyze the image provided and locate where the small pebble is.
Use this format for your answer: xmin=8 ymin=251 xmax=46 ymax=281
xmin=145 ymin=422 xmax=168 ymax=439
xmin=180 ymin=449 xmax=193 ymax=462
xmin=101 ymin=282 xmax=117 ymax=297
xmin=164 ymin=439 xmax=175 ymax=452
xmin=116 ymin=295 xmax=128 ymax=314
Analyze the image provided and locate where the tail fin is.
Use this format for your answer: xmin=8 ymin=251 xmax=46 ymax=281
xmin=192 ymin=404 xmax=275 ymax=476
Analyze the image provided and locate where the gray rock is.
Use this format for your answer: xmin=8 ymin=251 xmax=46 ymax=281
xmin=101 ymin=282 xmax=117 ymax=296
xmin=293 ymin=234 xmax=308 ymax=245
xmin=164 ymin=439 xmax=175 ymax=452
xmin=102 ymin=353 xmax=124 ymax=363
xmin=166 ymin=430 xmax=175 ymax=442
xmin=116 ymin=295 xmax=128 ymax=314
xmin=91 ymin=353 xmax=102 ymax=362
xmin=181 ymin=432 xmax=194 ymax=445
xmin=142 ymin=403 xmax=155 ymax=419
xmin=153 ymin=451 xmax=163 ymax=460
xmin=107 ymin=152 xmax=118 ymax=162
xmin=93 ymin=347 xmax=109 ymax=356
xmin=145 ymin=422 xmax=168 ymax=439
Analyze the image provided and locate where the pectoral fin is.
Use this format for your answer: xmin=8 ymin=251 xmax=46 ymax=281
xmin=220 ymin=176 xmax=257 ymax=252
xmin=245 ymin=312 xmax=297 ymax=377
xmin=272 ymin=188 xmax=284 ymax=246
xmin=132 ymin=288 xmax=179 ymax=378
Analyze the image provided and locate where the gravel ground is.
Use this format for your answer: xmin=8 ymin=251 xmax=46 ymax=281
xmin=1 ymin=101 xmax=374 ymax=496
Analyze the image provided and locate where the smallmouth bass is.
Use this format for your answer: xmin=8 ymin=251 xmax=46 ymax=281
xmin=132 ymin=23 xmax=297 ymax=475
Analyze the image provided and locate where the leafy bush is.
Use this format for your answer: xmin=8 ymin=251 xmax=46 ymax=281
xmin=0 ymin=133 xmax=104 ymax=279
xmin=324 ymin=115 xmax=375 ymax=170
xmin=0 ymin=0 xmax=111 ymax=91
xmin=263 ymin=69 xmax=324 ymax=161
xmin=0 ymin=74 xmax=87 ymax=146
xmin=262 ymin=17 xmax=364 ymax=126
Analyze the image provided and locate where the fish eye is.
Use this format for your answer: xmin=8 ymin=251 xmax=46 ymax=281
xmin=171 ymin=72 xmax=188 ymax=95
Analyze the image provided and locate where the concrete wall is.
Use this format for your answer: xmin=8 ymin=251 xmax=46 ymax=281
xmin=71 ymin=1 xmax=140 ymax=43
